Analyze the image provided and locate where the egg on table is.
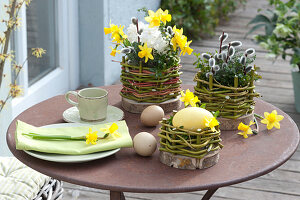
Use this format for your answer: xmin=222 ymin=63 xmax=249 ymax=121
xmin=140 ymin=105 xmax=164 ymax=127
xmin=133 ymin=132 xmax=157 ymax=156
xmin=172 ymin=107 xmax=214 ymax=131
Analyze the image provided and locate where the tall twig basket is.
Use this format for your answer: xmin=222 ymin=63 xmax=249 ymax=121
xmin=194 ymin=70 xmax=260 ymax=130
xmin=120 ymin=56 xmax=182 ymax=113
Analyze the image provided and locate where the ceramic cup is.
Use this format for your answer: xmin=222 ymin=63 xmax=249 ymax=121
xmin=65 ymin=88 xmax=108 ymax=121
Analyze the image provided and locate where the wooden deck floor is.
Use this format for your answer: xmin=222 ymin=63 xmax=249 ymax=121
xmin=63 ymin=0 xmax=300 ymax=199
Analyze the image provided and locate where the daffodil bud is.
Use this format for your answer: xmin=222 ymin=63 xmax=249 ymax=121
xmin=209 ymin=58 xmax=215 ymax=67
xmin=213 ymin=65 xmax=220 ymax=71
xmin=202 ymin=53 xmax=211 ymax=60
xmin=230 ymin=41 xmax=242 ymax=47
xmin=131 ymin=17 xmax=138 ymax=25
xmin=240 ymin=56 xmax=246 ymax=65
xmin=245 ymin=48 xmax=255 ymax=57
xmin=219 ymin=32 xmax=229 ymax=42
xmin=221 ymin=44 xmax=229 ymax=51
xmin=121 ymin=48 xmax=131 ymax=54
xmin=245 ymin=65 xmax=254 ymax=73
xmin=229 ymin=46 xmax=235 ymax=57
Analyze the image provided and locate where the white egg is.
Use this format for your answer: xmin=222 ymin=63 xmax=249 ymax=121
xmin=133 ymin=132 xmax=157 ymax=156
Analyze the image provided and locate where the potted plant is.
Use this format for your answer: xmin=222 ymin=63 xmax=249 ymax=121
xmin=104 ymin=8 xmax=193 ymax=113
xmin=247 ymin=0 xmax=300 ymax=112
xmin=193 ymin=32 xmax=261 ymax=130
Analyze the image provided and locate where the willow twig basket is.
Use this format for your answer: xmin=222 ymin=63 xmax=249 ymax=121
xmin=120 ymin=56 xmax=182 ymax=113
xmin=158 ymin=113 xmax=223 ymax=170
xmin=194 ymin=70 xmax=260 ymax=130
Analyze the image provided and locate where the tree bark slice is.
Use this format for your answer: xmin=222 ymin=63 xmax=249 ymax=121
xmin=159 ymin=150 xmax=220 ymax=170
xmin=218 ymin=113 xmax=254 ymax=131
xmin=121 ymin=96 xmax=181 ymax=114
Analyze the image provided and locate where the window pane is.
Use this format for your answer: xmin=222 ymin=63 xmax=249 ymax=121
xmin=26 ymin=0 xmax=57 ymax=85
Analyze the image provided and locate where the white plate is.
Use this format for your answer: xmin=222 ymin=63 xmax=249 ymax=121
xmin=24 ymin=123 xmax=120 ymax=163
xmin=63 ymin=105 xmax=124 ymax=125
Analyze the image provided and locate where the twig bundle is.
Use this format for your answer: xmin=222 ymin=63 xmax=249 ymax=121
xmin=158 ymin=114 xmax=223 ymax=159
xmin=194 ymin=71 xmax=260 ymax=119
xmin=120 ymin=57 xmax=182 ymax=103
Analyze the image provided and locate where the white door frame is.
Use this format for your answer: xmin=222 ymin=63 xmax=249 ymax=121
xmin=12 ymin=0 xmax=79 ymax=118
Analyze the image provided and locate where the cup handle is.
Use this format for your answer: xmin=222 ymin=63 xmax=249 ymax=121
xmin=65 ymin=91 xmax=79 ymax=106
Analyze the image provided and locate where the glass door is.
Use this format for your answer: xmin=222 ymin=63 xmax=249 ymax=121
xmin=12 ymin=0 xmax=79 ymax=118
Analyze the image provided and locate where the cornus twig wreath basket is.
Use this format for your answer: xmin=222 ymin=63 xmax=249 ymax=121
xmin=158 ymin=108 xmax=223 ymax=170
xmin=104 ymin=8 xmax=194 ymax=113
xmin=193 ymin=32 xmax=261 ymax=130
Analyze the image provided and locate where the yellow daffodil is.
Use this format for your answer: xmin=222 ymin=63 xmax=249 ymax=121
xmin=32 ymin=48 xmax=46 ymax=58
xmin=101 ymin=123 xmax=121 ymax=138
xmin=9 ymin=83 xmax=23 ymax=98
xmin=156 ymin=8 xmax=172 ymax=24
xmin=138 ymin=43 xmax=154 ymax=63
xmin=237 ymin=121 xmax=255 ymax=138
xmin=204 ymin=116 xmax=219 ymax=132
xmin=0 ymin=54 xmax=5 ymax=61
xmin=104 ymin=23 xmax=127 ymax=43
xmin=180 ymin=89 xmax=200 ymax=107
xmin=109 ymin=46 xmax=120 ymax=57
xmin=145 ymin=10 xmax=161 ymax=28
xmin=86 ymin=128 xmax=98 ymax=145
xmin=180 ymin=40 xmax=193 ymax=56
xmin=171 ymin=26 xmax=187 ymax=51
xmin=261 ymin=110 xmax=284 ymax=130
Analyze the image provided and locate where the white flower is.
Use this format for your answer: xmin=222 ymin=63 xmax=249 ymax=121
xmin=273 ymin=24 xmax=292 ymax=38
xmin=140 ymin=26 xmax=168 ymax=54
xmin=127 ymin=22 xmax=145 ymax=43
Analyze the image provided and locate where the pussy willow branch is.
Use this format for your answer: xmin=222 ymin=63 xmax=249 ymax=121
xmin=0 ymin=0 xmax=18 ymax=88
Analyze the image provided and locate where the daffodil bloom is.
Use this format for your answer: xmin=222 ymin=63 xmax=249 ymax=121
xmin=86 ymin=128 xmax=98 ymax=145
xmin=104 ymin=23 xmax=127 ymax=43
xmin=32 ymin=48 xmax=46 ymax=58
xmin=171 ymin=26 xmax=187 ymax=51
xmin=101 ymin=123 xmax=121 ymax=138
xmin=109 ymin=46 xmax=120 ymax=57
xmin=156 ymin=8 xmax=172 ymax=24
xmin=237 ymin=121 xmax=255 ymax=138
xmin=138 ymin=43 xmax=154 ymax=63
xmin=204 ymin=116 xmax=219 ymax=132
xmin=180 ymin=40 xmax=193 ymax=56
xmin=261 ymin=110 xmax=284 ymax=130
xmin=145 ymin=10 xmax=161 ymax=27
xmin=180 ymin=89 xmax=200 ymax=107
xmin=9 ymin=83 xmax=23 ymax=98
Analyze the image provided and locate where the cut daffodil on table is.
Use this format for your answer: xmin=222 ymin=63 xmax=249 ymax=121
xmin=261 ymin=110 xmax=284 ymax=130
xmin=237 ymin=121 xmax=255 ymax=139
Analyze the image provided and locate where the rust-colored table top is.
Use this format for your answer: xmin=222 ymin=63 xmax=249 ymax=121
xmin=7 ymin=85 xmax=300 ymax=193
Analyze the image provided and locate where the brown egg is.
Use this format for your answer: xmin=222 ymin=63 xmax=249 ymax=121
xmin=140 ymin=105 xmax=164 ymax=127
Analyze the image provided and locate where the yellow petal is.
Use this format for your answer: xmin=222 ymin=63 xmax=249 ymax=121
xmin=109 ymin=123 xmax=118 ymax=133
xmin=274 ymin=122 xmax=280 ymax=129
xmin=276 ymin=115 xmax=284 ymax=121
xmin=272 ymin=110 xmax=277 ymax=115
xmin=261 ymin=118 xmax=268 ymax=124
xmin=264 ymin=112 xmax=270 ymax=119
xmin=267 ymin=122 xmax=274 ymax=130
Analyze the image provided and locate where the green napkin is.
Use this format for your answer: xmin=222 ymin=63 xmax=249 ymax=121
xmin=15 ymin=120 xmax=133 ymax=155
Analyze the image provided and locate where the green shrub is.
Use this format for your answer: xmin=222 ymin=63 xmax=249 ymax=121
xmin=161 ymin=0 xmax=246 ymax=39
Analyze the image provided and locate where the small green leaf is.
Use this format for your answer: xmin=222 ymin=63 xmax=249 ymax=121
xmin=248 ymin=14 xmax=271 ymax=25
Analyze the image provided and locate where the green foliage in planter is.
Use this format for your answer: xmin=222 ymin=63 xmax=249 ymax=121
xmin=160 ymin=0 xmax=246 ymax=39
xmin=194 ymin=33 xmax=261 ymax=87
xmin=247 ymin=0 xmax=300 ymax=71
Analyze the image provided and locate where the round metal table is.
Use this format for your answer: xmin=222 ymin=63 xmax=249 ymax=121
xmin=7 ymin=85 xmax=300 ymax=200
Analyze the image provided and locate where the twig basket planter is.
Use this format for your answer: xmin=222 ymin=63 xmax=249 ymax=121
xmin=194 ymin=70 xmax=260 ymax=130
xmin=158 ymin=113 xmax=223 ymax=170
xmin=120 ymin=56 xmax=182 ymax=113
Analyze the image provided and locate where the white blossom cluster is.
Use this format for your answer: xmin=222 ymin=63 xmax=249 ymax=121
xmin=127 ymin=22 xmax=169 ymax=54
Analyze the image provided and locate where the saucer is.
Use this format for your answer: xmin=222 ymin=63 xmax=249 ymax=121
xmin=63 ymin=105 xmax=124 ymax=124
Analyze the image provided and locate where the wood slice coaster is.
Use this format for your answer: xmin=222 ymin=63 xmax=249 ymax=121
xmin=218 ymin=113 xmax=254 ymax=131
xmin=159 ymin=150 xmax=220 ymax=170
xmin=121 ymin=96 xmax=181 ymax=114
